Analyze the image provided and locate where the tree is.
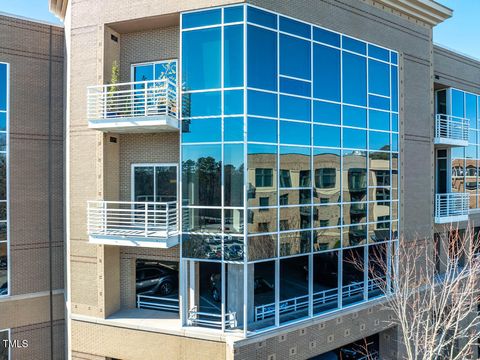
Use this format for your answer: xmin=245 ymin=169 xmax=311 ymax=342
xmin=360 ymin=226 xmax=480 ymax=360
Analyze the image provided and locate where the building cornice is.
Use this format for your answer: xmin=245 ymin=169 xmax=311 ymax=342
xmin=49 ymin=0 xmax=68 ymax=20
xmin=373 ymin=0 xmax=452 ymax=26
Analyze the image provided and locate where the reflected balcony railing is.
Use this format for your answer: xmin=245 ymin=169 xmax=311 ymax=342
xmin=187 ymin=306 xmax=237 ymax=330
xmin=434 ymin=114 xmax=469 ymax=146
xmin=434 ymin=193 xmax=469 ymax=223
xmin=137 ymin=294 xmax=179 ymax=313
xmin=87 ymin=201 xmax=178 ymax=243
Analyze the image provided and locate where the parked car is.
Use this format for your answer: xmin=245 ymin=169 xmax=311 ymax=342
xmin=0 ymin=282 xmax=7 ymax=296
xmin=209 ymin=274 xmax=274 ymax=302
xmin=136 ymin=265 xmax=178 ymax=296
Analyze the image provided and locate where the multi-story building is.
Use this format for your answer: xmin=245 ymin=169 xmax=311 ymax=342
xmin=0 ymin=12 xmax=65 ymax=360
xmin=46 ymin=0 xmax=480 ymax=359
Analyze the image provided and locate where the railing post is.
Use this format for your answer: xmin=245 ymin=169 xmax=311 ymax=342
xmin=103 ymin=90 xmax=107 ymax=119
xmin=165 ymin=202 xmax=170 ymax=236
xmin=103 ymin=202 xmax=107 ymax=235
xmin=144 ymin=82 xmax=148 ymax=117
xmin=145 ymin=203 xmax=149 ymax=237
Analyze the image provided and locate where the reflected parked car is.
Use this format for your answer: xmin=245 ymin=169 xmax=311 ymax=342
xmin=0 ymin=282 xmax=6 ymax=296
xmin=136 ymin=265 xmax=178 ymax=296
xmin=210 ymin=274 xmax=274 ymax=302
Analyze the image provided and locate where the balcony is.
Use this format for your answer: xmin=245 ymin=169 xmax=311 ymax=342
xmin=434 ymin=193 xmax=469 ymax=224
xmin=87 ymin=80 xmax=179 ymax=133
xmin=87 ymin=201 xmax=179 ymax=247
xmin=434 ymin=114 xmax=469 ymax=147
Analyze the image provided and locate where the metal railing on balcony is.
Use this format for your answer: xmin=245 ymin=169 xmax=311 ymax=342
xmin=435 ymin=193 xmax=469 ymax=222
xmin=187 ymin=306 xmax=237 ymax=330
xmin=137 ymin=294 xmax=179 ymax=313
xmin=87 ymin=201 xmax=178 ymax=239
xmin=87 ymin=79 xmax=178 ymax=121
xmin=435 ymin=114 xmax=469 ymax=145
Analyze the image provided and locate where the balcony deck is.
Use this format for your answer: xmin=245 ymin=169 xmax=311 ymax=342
xmin=87 ymin=79 xmax=179 ymax=133
xmin=87 ymin=200 xmax=179 ymax=248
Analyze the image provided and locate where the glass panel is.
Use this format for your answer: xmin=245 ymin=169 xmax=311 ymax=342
xmin=280 ymin=146 xmax=310 ymax=188
xmin=368 ymin=222 xmax=391 ymax=243
xmin=248 ymin=25 xmax=277 ymax=90
xmin=368 ymin=59 xmax=390 ymax=96
xmin=224 ymin=90 xmax=244 ymax=115
xmin=280 ymin=95 xmax=310 ymax=122
xmin=313 ymin=44 xmax=340 ymax=102
xmin=224 ymin=5 xmax=244 ymax=23
xmin=224 ymin=210 xmax=244 ymax=234
xmin=466 ymin=93 xmax=477 ymax=129
xmin=313 ymin=27 xmax=340 ymax=47
xmin=0 ymin=113 xmax=5 ymax=132
xmin=247 ymin=117 xmax=277 ymax=143
xmin=224 ymin=25 xmax=244 ymax=88
xmin=280 ymin=77 xmax=310 ymax=97
xmin=224 ymin=116 xmax=243 ymax=142
xmin=182 ymin=91 xmax=221 ymax=118
xmin=314 ymin=125 xmax=340 ymax=148
xmin=224 ymin=144 xmax=244 ymax=207
xmin=182 ymin=145 xmax=221 ymax=206
xmin=182 ymin=9 xmax=221 ymax=29
xmin=392 ymin=113 xmax=398 ymax=132
xmin=369 ymin=94 xmax=390 ymax=110
xmin=368 ymin=44 xmax=389 ymax=62
xmin=280 ymin=256 xmax=309 ymax=323
xmin=343 ymin=52 xmax=366 ymax=106
xmin=343 ymin=128 xmax=366 ymax=149
xmin=368 ymin=243 xmax=388 ymax=299
xmin=314 ymin=148 xmax=341 ymax=204
xmin=155 ymin=166 xmax=177 ymax=202
xmin=248 ymin=144 xmax=277 ymax=207
xmin=224 ymin=237 xmax=244 ymax=261
xmin=342 ymin=36 xmax=366 ymax=55
xmin=369 ymin=110 xmax=390 ymax=131
xmin=436 ymin=89 xmax=447 ymax=115
xmin=183 ymin=208 xmax=222 ymax=233
xmin=369 ymin=131 xmax=390 ymax=151
xmin=390 ymin=52 xmax=398 ymax=65
xmin=343 ymin=225 xmax=367 ymax=247
xmin=0 ymin=242 xmax=6 ymax=296
xmin=182 ymin=117 xmax=221 ymax=143
xmin=391 ymin=65 xmax=398 ymax=112
xmin=248 ymin=235 xmax=277 ymax=261
xmin=344 ymin=202 xmax=367 ymax=226
xmin=247 ymin=6 xmax=277 ymax=29
xmin=279 ymin=16 xmax=310 ymax=38
xmin=313 ymin=251 xmax=339 ymax=314
xmin=134 ymin=166 xmax=154 ymax=202
xmin=343 ymin=150 xmax=367 ymax=202
xmin=248 ymin=208 xmax=277 ymax=234
xmin=182 ymin=27 xmax=221 ymax=91
xmin=133 ymin=64 xmax=154 ymax=82
xmin=280 ymin=206 xmax=311 ymax=231
xmin=250 ymin=261 xmax=276 ymax=330
xmin=248 ymin=90 xmax=277 ymax=118
xmin=342 ymin=247 xmax=365 ymax=305
xmin=280 ymin=120 xmax=311 ymax=146
xmin=343 ymin=106 xmax=366 ymax=128
xmin=313 ymin=101 xmax=340 ymax=125
xmin=369 ymin=151 xmax=391 ymax=187
xmin=313 ymin=227 xmax=341 ymax=251
xmin=182 ymin=234 xmax=222 ymax=259
xmin=280 ymin=34 xmax=311 ymax=80
xmin=280 ymin=189 xmax=311 ymax=205
xmin=451 ymin=89 xmax=465 ymax=118
xmin=155 ymin=61 xmax=177 ymax=83
xmin=280 ymin=231 xmax=311 ymax=256
xmin=0 ymin=64 xmax=6 ymax=111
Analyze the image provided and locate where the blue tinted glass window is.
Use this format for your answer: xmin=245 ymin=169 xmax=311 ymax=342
xmin=369 ymin=131 xmax=390 ymax=151
xmin=313 ymin=27 xmax=340 ymax=47
xmin=343 ymin=53 xmax=366 ymax=106
xmin=280 ymin=34 xmax=311 ymax=80
xmin=313 ymin=101 xmax=340 ymax=125
xmin=392 ymin=134 xmax=398 ymax=151
xmin=248 ymin=117 xmax=277 ymax=143
xmin=369 ymin=60 xmax=389 ymax=96
xmin=224 ymin=117 xmax=244 ymax=141
xmin=391 ymin=65 xmax=398 ymax=112
xmin=182 ymin=9 xmax=221 ymax=29
xmin=369 ymin=95 xmax=390 ymax=110
xmin=466 ymin=93 xmax=477 ymax=129
xmin=392 ymin=113 xmax=399 ymax=132
xmin=390 ymin=52 xmax=398 ymax=65
xmin=314 ymin=125 xmax=340 ymax=147
xmin=224 ymin=90 xmax=244 ymax=115
xmin=247 ymin=6 xmax=277 ymax=29
xmin=182 ymin=91 xmax=221 ymax=118
xmin=368 ymin=44 xmax=389 ymax=62
xmin=280 ymin=77 xmax=310 ymax=97
xmin=369 ymin=110 xmax=390 ymax=131
xmin=248 ymin=25 xmax=277 ymax=91
xmin=279 ymin=16 xmax=310 ymax=38
xmin=451 ymin=89 xmax=464 ymax=118
xmin=248 ymin=90 xmax=277 ymax=117
xmin=280 ymin=121 xmax=311 ymax=146
xmin=343 ymin=128 xmax=366 ymax=149
xmin=182 ymin=118 xmax=222 ymax=143
xmin=182 ymin=28 xmax=221 ymax=90
xmin=224 ymin=5 xmax=244 ymax=23
xmin=0 ymin=64 xmax=6 ymax=111
xmin=133 ymin=64 xmax=153 ymax=82
xmin=224 ymin=25 xmax=244 ymax=88
xmin=343 ymin=106 xmax=366 ymax=128
xmin=313 ymin=44 xmax=340 ymax=102
xmin=280 ymin=95 xmax=310 ymax=122
xmin=0 ymin=113 xmax=5 ymax=131
xmin=155 ymin=61 xmax=177 ymax=83
xmin=342 ymin=36 xmax=366 ymax=55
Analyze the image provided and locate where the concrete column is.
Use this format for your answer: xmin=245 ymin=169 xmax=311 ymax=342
xmin=226 ymin=263 xmax=254 ymax=328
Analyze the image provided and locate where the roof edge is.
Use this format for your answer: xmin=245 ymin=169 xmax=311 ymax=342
xmin=374 ymin=0 xmax=452 ymax=26
xmin=49 ymin=0 xmax=68 ymax=20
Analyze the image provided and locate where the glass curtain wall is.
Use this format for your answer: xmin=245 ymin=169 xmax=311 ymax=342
xmin=437 ymin=88 xmax=480 ymax=209
xmin=0 ymin=63 xmax=7 ymax=298
xmin=181 ymin=4 xmax=399 ymax=335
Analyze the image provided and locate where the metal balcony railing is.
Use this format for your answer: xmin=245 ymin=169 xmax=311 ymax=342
xmin=187 ymin=306 xmax=237 ymax=330
xmin=87 ymin=79 xmax=178 ymax=121
xmin=87 ymin=201 xmax=178 ymax=240
xmin=434 ymin=114 xmax=469 ymax=145
xmin=435 ymin=193 xmax=469 ymax=222
xmin=137 ymin=294 xmax=179 ymax=313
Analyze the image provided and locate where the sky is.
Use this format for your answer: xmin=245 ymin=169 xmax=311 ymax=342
xmin=0 ymin=1 xmax=479 ymax=59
